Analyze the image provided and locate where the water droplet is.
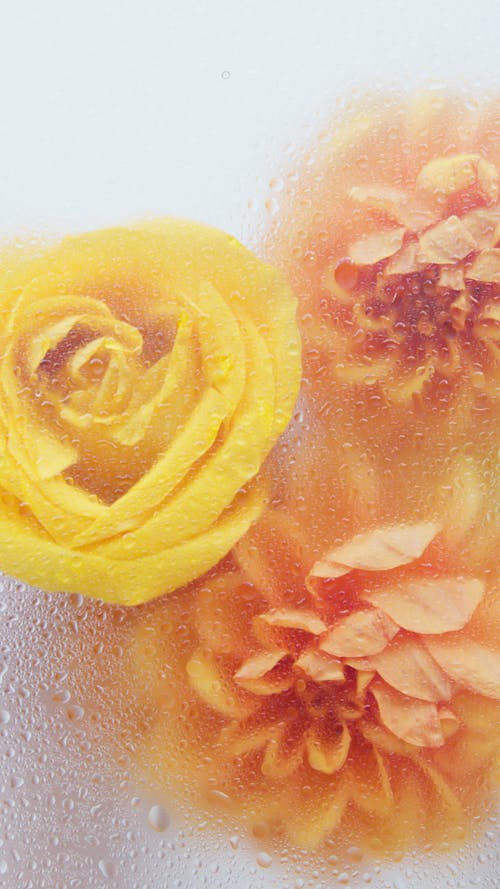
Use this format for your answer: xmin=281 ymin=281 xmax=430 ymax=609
xmin=147 ymin=804 xmax=170 ymax=832
xmin=229 ymin=835 xmax=240 ymax=850
xmin=0 ymin=860 xmax=8 ymax=875
xmin=221 ymin=70 xmax=231 ymax=80
xmin=98 ymin=858 xmax=116 ymax=878
xmin=0 ymin=710 xmax=10 ymax=725
xmin=256 ymin=851 xmax=272 ymax=869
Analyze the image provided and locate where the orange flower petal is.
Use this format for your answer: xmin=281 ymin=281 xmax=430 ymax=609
xmin=234 ymin=649 xmax=293 ymax=695
xmin=348 ymin=744 xmax=393 ymax=818
xmin=416 ymin=153 xmax=481 ymax=197
xmin=422 ymin=637 xmax=500 ymax=699
xmin=477 ymin=158 xmax=500 ymax=204
xmin=258 ymin=608 xmax=327 ymax=635
xmin=381 ymin=363 xmax=435 ymax=403
xmin=467 ymin=248 xmax=500 ymax=283
xmin=223 ymin=722 xmax=278 ymax=757
xmin=186 ymin=649 xmax=255 ymax=719
xmin=449 ymin=290 xmax=473 ymax=331
xmin=477 ymin=301 xmax=500 ymax=337
xmin=261 ymin=724 xmax=305 ymax=779
xmin=349 ymin=184 xmax=410 ymax=216
xmin=438 ymin=265 xmax=465 ymax=290
xmin=370 ymin=679 xmax=445 ymax=748
xmin=417 ymin=215 xmax=477 ymax=264
xmin=294 ymin=648 xmax=345 ymax=682
xmin=360 ymin=720 xmax=417 ymax=757
xmin=308 ymin=522 xmax=440 ymax=584
xmin=417 ymin=759 xmax=464 ymax=823
xmin=461 ymin=207 xmax=500 ymax=248
xmin=287 ymin=781 xmax=349 ymax=850
xmin=305 ymin=721 xmax=350 ymax=774
xmin=356 ymin=669 xmax=376 ymax=697
xmin=385 ymin=242 xmax=422 ymax=275
xmin=363 ymin=576 xmax=484 ymax=634
xmin=438 ymin=705 xmax=460 ymax=740
xmin=234 ymin=649 xmax=288 ymax=680
xmin=368 ymin=636 xmax=453 ymax=703
xmin=348 ymin=227 xmax=407 ymax=265
xmin=319 ymin=608 xmax=399 ymax=657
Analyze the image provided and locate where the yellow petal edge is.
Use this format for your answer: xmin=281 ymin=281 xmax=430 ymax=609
xmin=0 ymin=220 xmax=302 ymax=605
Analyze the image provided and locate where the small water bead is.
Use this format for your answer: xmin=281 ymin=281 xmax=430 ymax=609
xmin=147 ymin=804 xmax=170 ymax=832
xmin=256 ymin=851 xmax=272 ymax=869
xmin=97 ymin=858 xmax=116 ymax=878
xmin=0 ymin=709 xmax=10 ymax=725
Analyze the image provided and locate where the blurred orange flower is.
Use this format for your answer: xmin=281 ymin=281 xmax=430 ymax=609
xmin=186 ymin=517 xmax=500 ymax=848
xmin=272 ymin=94 xmax=500 ymax=403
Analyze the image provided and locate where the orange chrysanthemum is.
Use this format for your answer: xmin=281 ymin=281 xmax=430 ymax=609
xmin=186 ymin=516 xmax=500 ymax=849
xmin=269 ymin=94 xmax=500 ymax=403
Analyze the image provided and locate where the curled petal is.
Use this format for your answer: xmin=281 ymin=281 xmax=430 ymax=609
xmin=416 ymin=153 xmax=493 ymax=198
xmin=438 ymin=266 xmax=465 ymax=291
xmin=350 ymin=186 xmax=437 ymax=232
xmin=194 ymin=572 xmax=252 ymax=657
xmin=449 ymin=290 xmax=472 ymax=331
xmin=261 ymin=724 xmax=305 ymax=779
xmin=422 ymin=637 xmax=500 ymax=699
xmin=439 ymin=705 xmax=460 ymax=740
xmin=361 ymin=720 xmax=418 ymax=757
xmin=319 ymin=608 xmax=399 ymax=658
xmin=186 ymin=649 xmax=254 ymax=719
xmin=349 ymin=184 xmax=410 ymax=216
xmin=368 ymin=636 xmax=453 ymax=703
xmin=382 ymin=363 xmax=435 ymax=403
xmin=371 ymin=680 xmax=445 ymax=748
xmin=305 ymin=721 xmax=350 ymax=774
xmin=233 ymin=649 xmax=293 ymax=695
xmin=476 ymin=302 xmax=500 ymax=339
xmin=466 ymin=248 xmax=500 ymax=283
xmin=348 ymin=227 xmax=406 ymax=265
xmin=385 ymin=242 xmax=422 ymax=275
xmin=461 ymin=207 xmax=500 ymax=248
xmin=308 ymin=521 xmax=440 ymax=583
xmin=294 ymin=648 xmax=345 ymax=683
xmin=333 ymin=358 xmax=392 ymax=384
xmin=356 ymin=669 xmax=376 ymax=698
xmin=348 ymin=744 xmax=393 ymax=818
xmin=223 ymin=722 xmax=278 ymax=758
xmin=417 ymin=759 xmax=464 ymax=822
xmin=477 ymin=158 xmax=500 ymax=204
xmin=363 ymin=576 xmax=484 ymax=634
xmin=417 ymin=216 xmax=477 ymax=264
xmin=287 ymin=781 xmax=349 ymax=850
xmin=258 ymin=608 xmax=327 ymax=635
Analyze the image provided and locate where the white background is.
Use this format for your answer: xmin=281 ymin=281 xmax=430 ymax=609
xmin=0 ymin=1 xmax=499 ymax=887
xmin=1 ymin=0 xmax=500 ymax=241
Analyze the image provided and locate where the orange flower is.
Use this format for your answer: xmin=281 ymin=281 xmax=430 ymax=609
xmin=324 ymin=162 xmax=500 ymax=401
xmin=271 ymin=94 xmax=500 ymax=403
xmin=186 ymin=518 xmax=500 ymax=848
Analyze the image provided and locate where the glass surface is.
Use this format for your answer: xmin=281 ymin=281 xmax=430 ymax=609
xmin=1 ymin=1 xmax=499 ymax=887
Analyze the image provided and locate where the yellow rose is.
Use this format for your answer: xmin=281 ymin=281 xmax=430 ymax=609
xmin=0 ymin=220 xmax=301 ymax=605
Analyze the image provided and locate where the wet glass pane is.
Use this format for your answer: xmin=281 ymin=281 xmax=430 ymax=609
xmin=0 ymin=1 xmax=499 ymax=887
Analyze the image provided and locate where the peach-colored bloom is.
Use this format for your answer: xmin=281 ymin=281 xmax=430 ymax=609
xmin=270 ymin=95 xmax=500 ymax=404
xmin=320 ymin=158 xmax=500 ymax=402
xmin=186 ymin=519 xmax=500 ymax=848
